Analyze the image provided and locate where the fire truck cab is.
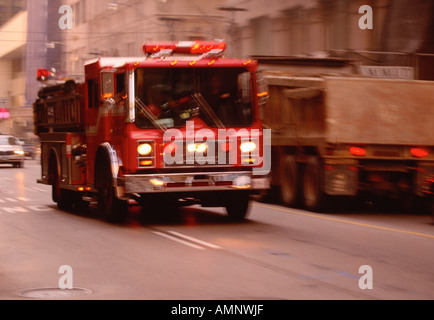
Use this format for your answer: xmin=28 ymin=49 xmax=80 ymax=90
xmin=34 ymin=41 xmax=270 ymax=223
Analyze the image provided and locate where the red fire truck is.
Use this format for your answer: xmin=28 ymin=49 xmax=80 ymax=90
xmin=33 ymin=41 xmax=270 ymax=223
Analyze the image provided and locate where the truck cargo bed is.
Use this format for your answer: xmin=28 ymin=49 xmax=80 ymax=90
xmin=264 ymin=74 xmax=434 ymax=146
xmin=324 ymin=77 xmax=434 ymax=146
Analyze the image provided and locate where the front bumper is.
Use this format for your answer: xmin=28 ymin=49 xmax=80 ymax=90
xmin=0 ymin=155 xmax=24 ymax=164
xmin=121 ymin=171 xmax=270 ymax=194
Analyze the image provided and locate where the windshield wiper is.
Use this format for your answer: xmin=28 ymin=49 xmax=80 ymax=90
xmin=191 ymin=93 xmax=225 ymax=129
xmin=135 ymin=97 xmax=167 ymax=131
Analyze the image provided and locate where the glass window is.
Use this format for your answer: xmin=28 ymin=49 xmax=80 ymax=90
xmin=135 ymin=67 xmax=253 ymax=129
xmin=101 ymin=72 xmax=114 ymax=99
xmin=0 ymin=136 xmax=18 ymax=145
xmin=116 ymin=73 xmax=125 ymax=94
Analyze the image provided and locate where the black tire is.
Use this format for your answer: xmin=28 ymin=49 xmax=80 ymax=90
xmin=51 ymin=164 xmax=72 ymax=210
xmin=279 ymin=155 xmax=299 ymax=207
xmin=71 ymin=191 xmax=89 ymax=211
xmin=225 ymin=192 xmax=251 ymax=221
xmin=97 ymin=161 xmax=128 ymax=223
xmin=302 ymin=156 xmax=328 ymax=212
xmin=12 ymin=162 xmax=23 ymax=168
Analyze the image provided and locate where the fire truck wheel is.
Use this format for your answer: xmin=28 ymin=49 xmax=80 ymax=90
xmin=71 ymin=191 xmax=89 ymax=211
xmin=279 ymin=155 xmax=299 ymax=207
xmin=97 ymin=165 xmax=128 ymax=223
xmin=225 ymin=192 xmax=251 ymax=221
xmin=302 ymin=156 xmax=328 ymax=212
xmin=51 ymin=165 xmax=72 ymax=210
xmin=98 ymin=185 xmax=128 ymax=223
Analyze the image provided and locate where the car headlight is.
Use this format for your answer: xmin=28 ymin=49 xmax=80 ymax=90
xmin=14 ymin=150 xmax=24 ymax=156
xmin=137 ymin=143 xmax=153 ymax=156
xmin=240 ymin=141 xmax=256 ymax=153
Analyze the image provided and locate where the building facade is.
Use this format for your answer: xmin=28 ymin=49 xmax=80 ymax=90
xmin=1 ymin=0 xmax=433 ymax=136
xmin=230 ymin=0 xmax=434 ymax=79
xmin=0 ymin=0 xmax=63 ymax=137
xmin=0 ymin=1 xmax=27 ymax=135
xmin=61 ymin=0 xmax=434 ymax=79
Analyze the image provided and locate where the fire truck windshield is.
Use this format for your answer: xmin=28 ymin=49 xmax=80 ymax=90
xmin=135 ymin=67 xmax=253 ymax=129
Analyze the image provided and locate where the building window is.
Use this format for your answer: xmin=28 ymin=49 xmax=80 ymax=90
xmin=73 ymin=0 xmax=86 ymax=26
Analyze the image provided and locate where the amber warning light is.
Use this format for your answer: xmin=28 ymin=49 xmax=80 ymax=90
xmin=143 ymin=41 xmax=226 ymax=55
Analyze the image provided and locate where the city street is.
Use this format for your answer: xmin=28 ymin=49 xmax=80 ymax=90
xmin=1 ymin=160 xmax=433 ymax=300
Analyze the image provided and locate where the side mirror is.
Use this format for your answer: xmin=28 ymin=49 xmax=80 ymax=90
xmin=256 ymin=71 xmax=269 ymax=107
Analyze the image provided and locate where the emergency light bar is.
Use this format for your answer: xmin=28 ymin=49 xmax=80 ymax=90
xmin=143 ymin=41 xmax=226 ymax=55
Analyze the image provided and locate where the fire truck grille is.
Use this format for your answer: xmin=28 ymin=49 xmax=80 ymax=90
xmin=163 ymin=140 xmax=233 ymax=167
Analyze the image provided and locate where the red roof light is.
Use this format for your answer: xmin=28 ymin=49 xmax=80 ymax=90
xmin=143 ymin=41 xmax=226 ymax=55
xmin=37 ymin=68 xmax=52 ymax=81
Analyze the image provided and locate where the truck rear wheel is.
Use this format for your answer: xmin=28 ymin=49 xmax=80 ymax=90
xmin=97 ymin=162 xmax=128 ymax=223
xmin=225 ymin=192 xmax=250 ymax=221
xmin=303 ymin=156 xmax=328 ymax=212
xmin=51 ymin=164 xmax=72 ymax=210
xmin=280 ymin=155 xmax=299 ymax=207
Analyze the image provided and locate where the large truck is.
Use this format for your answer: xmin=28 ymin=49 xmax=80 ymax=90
xmin=423 ymin=175 xmax=434 ymax=220
xmin=256 ymin=56 xmax=434 ymax=211
xmin=33 ymin=41 xmax=270 ymax=223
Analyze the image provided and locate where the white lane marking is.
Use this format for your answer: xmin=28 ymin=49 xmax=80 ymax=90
xmin=152 ymin=231 xmax=205 ymax=250
xmin=24 ymin=187 xmax=47 ymax=192
xmin=167 ymin=231 xmax=221 ymax=249
xmin=29 ymin=187 xmax=48 ymax=192
xmin=0 ymin=197 xmax=29 ymax=203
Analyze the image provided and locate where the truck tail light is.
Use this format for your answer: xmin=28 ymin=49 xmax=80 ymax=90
xmin=349 ymin=146 xmax=366 ymax=157
xmin=411 ymin=147 xmax=428 ymax=158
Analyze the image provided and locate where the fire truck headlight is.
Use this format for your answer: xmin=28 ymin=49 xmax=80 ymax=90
xmin=137 ymin=143 xmax=153 ymax=156
xmin=240 ymin=141 xmax=257 ymax=153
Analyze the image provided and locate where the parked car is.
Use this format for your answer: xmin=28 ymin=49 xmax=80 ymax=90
xmin=18 ymin=138 xmax=38 ymax=159
xmin=0 ymin=135 xmax=25 ymax=168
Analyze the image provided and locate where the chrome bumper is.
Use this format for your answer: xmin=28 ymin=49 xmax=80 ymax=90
xmin=122 ymin=171 xmax=269 ymax=194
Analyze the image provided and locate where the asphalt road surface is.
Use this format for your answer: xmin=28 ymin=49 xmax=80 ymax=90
xmin=1 ymin=160 xmax=433 ymax=300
